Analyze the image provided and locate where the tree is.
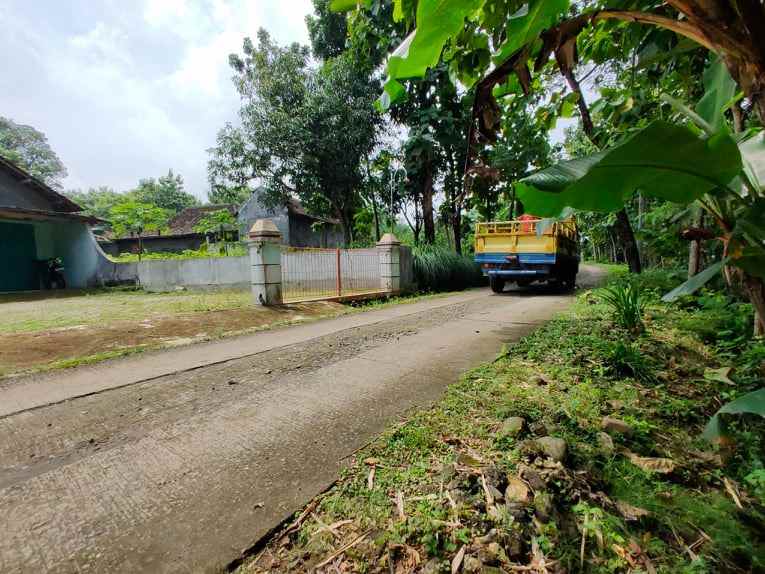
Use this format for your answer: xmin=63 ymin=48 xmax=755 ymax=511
xmin=193 ymin=209 xmax=238 ymax=254
xmin=133 ymin=170 xmax=198 ymax=214
xmin=0 ymin=116 xmax=67 ymax=188
xmin=207 ymin=124 xmax=258 ymax=205
xmin=64 ymin=187 xmax=126 ymax=223
xmin=214 ymin=30 xmax=380 ymax=245
xmin=306 ymin=0 xmax=348 ymax=60
xmin=109 ymin=202 xmax=170 ymax=260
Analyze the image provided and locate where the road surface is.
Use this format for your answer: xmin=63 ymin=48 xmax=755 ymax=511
xmin=0 ymin=267 xmax=604 ymax=573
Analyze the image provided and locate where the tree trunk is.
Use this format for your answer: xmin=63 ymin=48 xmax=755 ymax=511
xmin=744 ymin=274 xmax=765 ymax=337
xmin=564 ymin=68 xmax=642 ymax=273
xmin=614 ymin=209 xmax=642 ymax=273
xmin=688 ymin=211 xmax=703 ymax=278
xmin=453 ymin=205 xmax=463 ymax=255
xmin=371 ymin=191 xmax=381 ymax=242
xmin=421 ymin=161 xmax=435 ymax=244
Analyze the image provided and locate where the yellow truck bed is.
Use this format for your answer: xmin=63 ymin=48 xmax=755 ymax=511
xmin=474 ymin=219 xmax=579 ymax=291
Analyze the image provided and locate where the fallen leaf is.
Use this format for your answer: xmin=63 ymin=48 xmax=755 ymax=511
xmin=704 ymin=367 xmax=735 ymax=385
xmin=626 ymin=452 xmax=676 ymax=474
xmin=451 ymin=546 xmax=465 ymax=574
xmin=615 ymin=500 xmax=650 ymax=521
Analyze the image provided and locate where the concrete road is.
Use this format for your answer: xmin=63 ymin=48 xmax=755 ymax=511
xmin=0 ymin=267 xmax=604 ymax=573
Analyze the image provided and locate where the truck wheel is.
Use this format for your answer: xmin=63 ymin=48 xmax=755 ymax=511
xmin=490 ymin=276 xmax=506 ymax=293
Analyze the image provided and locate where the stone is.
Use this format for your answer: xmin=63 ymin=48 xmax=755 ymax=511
xmin=504 ymin=477 xmax=530 ymax=503
xmin=421 ymin=558 xmax=441 ymax=574
xmin=498 ymin=417 xmax=525 ymax=437
xmin=596 ymin=431 xmax=615 ymax=455
xmin=535 ymin=437 xmax=567 ymax=462
xmin=521 ymin=467 xmax=546 ymax=491
xmin=477 ymin=542 xmax=503 ymax=565
xmin=534 ymin=491 xmax=554 ymax=522
xmin=463 ymin=555 xmax=483 ymax=573
xmin=476 ymin=529 xmax=497 ymax=545
xmin=601 ymin=417 xmax=634 ymax=436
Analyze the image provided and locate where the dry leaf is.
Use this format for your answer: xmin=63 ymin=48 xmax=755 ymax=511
xmin=704 ymin=367 xmax=735 ymax=385
xmin=626 ymin=452 xmax=676 ymax=474
xmin=451 ymin=546 xmax=465 ymax=574
xmin=615 ymin=500 xmax=650 ymax=521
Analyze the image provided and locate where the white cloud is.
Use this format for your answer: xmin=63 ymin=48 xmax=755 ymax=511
xmin=1 ymin=0 xmax=314 ymax=199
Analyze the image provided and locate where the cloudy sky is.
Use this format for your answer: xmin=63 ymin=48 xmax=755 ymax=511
xmin=0 ymin=0 xmax=313 ymax=200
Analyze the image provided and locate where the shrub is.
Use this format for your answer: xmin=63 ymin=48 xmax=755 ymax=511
xmin=599 ymin=281 xmax=647 ymax=332
xmin=412 ymin=246 xmax=485 ymax=292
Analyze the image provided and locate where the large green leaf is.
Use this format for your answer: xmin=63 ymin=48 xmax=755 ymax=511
xmin=493 ymin=0 xmax=569 ymax=64
xmin=517 ymin=121 xmax=742 ymax=217
xmin=661 ymin=260 xmax=725 ymax=302
xmin=329 ymin=0 xmax=370 ymax=11
xmin=703 ymin=388 xmax=765 ymax=442
xmin=739 ymin=130 xmax=765 ymax=191
xmin=378 ymin=0 xmax=483 ymax=109
xmin=695 ymin=56 xmax=737 ymax=133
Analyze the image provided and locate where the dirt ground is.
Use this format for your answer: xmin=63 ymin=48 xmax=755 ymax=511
xmin=0 ymin=289 xmax=347 ymax=376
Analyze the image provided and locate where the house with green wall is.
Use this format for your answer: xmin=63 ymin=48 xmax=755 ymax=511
xmin=0 ymin=156 xmax=106 ymax=291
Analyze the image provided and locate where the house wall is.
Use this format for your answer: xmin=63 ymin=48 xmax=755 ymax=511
xmin=288 ymin=214 xmax=344 ymax=248
xmin=237 ymin=192 xmax=290 ymax=245
xmin=0 ymin=218 xmax=105 ymax=290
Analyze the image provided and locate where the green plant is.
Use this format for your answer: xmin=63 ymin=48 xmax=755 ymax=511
xmin=412 ymin=246 xmax=485 ymax=292
xmin=599 ymin=282 xmax=647 ymax=332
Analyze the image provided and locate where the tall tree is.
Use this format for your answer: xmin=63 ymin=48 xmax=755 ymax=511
xmin=207 ymin=123 xmax=259 ymax=205
xmin=0 ymin=116 xmax=67 ymax=188
xmin=133 ymin=170 xmax=198 ymax=214
xmin=306 ymin=0 xmax=348 ymax=60
xmin=213 ymin=30 xmax=380 ymax=245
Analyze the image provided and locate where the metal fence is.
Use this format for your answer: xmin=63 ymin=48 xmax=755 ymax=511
xmin=281 ymin=247 xmax=382 ymax=303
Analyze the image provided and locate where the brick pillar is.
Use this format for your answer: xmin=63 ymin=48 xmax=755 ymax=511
xmin=377 ymin=233 xmax=401 ymax=293
xmin=248 ymin=219 xmax=282 ymax=305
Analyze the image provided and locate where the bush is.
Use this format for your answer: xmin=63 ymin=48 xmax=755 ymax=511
xmin=412 ymin=246 xmax=485 ymax=292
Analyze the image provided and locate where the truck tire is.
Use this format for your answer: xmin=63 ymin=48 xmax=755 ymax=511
xmin=489 ymin=276 xmax=506 ymax=293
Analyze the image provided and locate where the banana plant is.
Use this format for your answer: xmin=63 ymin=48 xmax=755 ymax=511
xmin=517 ymin=57 xmax=765 ymax=335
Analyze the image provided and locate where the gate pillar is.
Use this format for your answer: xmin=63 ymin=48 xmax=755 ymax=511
xmin=248 ymin=219 xmax=283 ymax=305
xmin=376 ymin=233 xmax=401 ymax=293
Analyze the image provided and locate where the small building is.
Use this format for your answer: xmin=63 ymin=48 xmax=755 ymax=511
xmin=98 ymin=204 xmax=238 ymax=256
xmin=238 ymin=189 xmax=344 ymax=248
xmin=0 ymin=156 xmax=103 ymax=291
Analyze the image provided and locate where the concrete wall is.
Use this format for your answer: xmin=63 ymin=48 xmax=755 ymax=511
xmin=136 ymin=256 xmax=249 ymax=292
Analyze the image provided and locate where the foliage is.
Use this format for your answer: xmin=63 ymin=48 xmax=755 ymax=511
xmin=192 ymin=209 xmax=237 ymax=235
xmin=412 ymin=246 xmax=485 ymax=292
xmin=109 ymin=201 xmax=170 ymax=239
xmin=306 ymin=0 xmax=348 ymax=60
xmin=704 ymin=388 xmax=765 ymax=442
xmin=207 ymin=124 xmax=257 ymax=205
xmin=65 ymin=187 xmax=127 ymax=223
xmin=108 ymin=244 xmax=247 ymax=262
xmin=599 ymin=281 xmax=647 ymax=332
xmin=0 ymin=116 xmax=67 ymax=188
xmin=210 ymin=30 xmax=380 ymax=244
xmin=132 ymin=169 xmax=198 ymax=214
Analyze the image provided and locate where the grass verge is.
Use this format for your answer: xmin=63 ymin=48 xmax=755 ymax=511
xmin=241 ymin=275 xmax=765 ymax=573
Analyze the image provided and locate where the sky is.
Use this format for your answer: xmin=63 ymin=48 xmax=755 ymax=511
xmin=0 ymin=0 xmax=313 ymax=200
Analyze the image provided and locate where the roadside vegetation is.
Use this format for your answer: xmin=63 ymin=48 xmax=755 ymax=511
xmin=242 ymin=270 xmax=764 ymax=573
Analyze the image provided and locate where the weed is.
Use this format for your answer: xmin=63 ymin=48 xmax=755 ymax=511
xmin=412 ymin=246 xmax=485 ymax=292
xmin=599 ymin=282 xmax=647 ymax=332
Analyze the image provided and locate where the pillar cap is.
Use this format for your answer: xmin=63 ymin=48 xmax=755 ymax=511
xmin=376 ymin=232 xmax=401 ymax=247
xmin=249 ymin=219 xmax=282 ymax=240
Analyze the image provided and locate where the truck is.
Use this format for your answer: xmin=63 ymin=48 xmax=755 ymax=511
xmin=474 ymin=217 xmax=580 ymax=293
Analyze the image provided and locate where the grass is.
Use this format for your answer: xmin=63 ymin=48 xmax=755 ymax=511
xmin=0 ymin=288 xmax=253 ymax=334
xmin=242 ymin=273 xmax=765 ymax=573
xmin=412 ymin=246 xmax=486 ymax=292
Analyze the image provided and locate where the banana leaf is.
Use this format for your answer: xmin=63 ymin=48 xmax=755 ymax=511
xmin=703 ymin=388 xmax=765 ymax=441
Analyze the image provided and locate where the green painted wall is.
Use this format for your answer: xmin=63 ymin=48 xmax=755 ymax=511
xmin=0 ymin=222 xmax=39 ymax=290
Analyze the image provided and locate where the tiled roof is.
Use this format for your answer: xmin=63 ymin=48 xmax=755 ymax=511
xmin=165 ymin=204 xmax=238 ymax=235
